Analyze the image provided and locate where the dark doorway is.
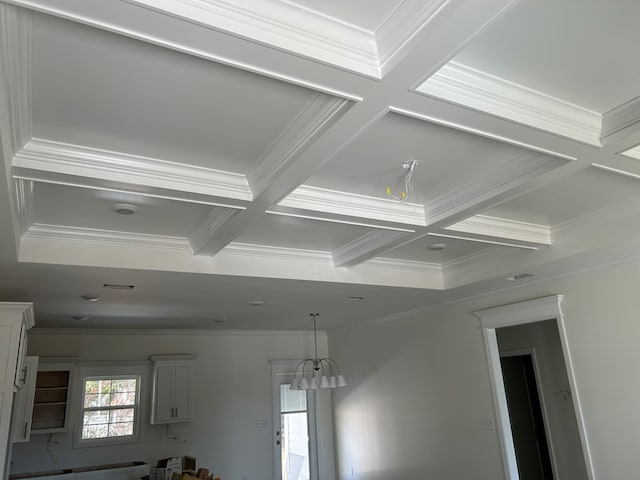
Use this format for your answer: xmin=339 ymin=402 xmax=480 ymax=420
xmin=500 ymin=355 xmax=554 ymax=480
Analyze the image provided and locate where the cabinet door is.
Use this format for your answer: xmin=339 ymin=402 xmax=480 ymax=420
xmin=172 ymin=365 xmax=192 ymax=421
xmin=152 ymin=365 xmax=175 ymax=424
xmin=12 ymin=356 xmax=39 ymax=443
xmin=13 ymin=322 xmax=27 ymax=389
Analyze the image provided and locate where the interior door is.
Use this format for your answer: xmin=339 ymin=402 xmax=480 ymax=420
xmin=500 ymin=355 xmax=554 ymax=480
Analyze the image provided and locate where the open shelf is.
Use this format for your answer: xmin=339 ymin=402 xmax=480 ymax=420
xmin=31 ymin=370 xmax=70 ymax=433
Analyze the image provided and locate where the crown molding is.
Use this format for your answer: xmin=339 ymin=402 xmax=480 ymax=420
xmin=601 ymin=94 xmax=640 ymax=141
xmin=416 ymin=62 xmax=602 ymax=146
xmin=0 ymin=301 xmax=35 ymax=328
xmin=446 ymin=214 xmax=551 ymax=246
xmin=247 ymin=95 xmax=353 ymax=198
xmin=279 ymin=185 xmax=426 ymax=226
xmin=14 ymin=178 xmax=34 ymax=235
xmin=14 ymin=138 xmax=253 ymax=202
xmin=425 ymin=151 xmax=567 ymax=226
xmin=30 ymin=327 xmax=316 ymax=336
xmin=23 ymin=223 xmax=193 ymax=252
xmin=125 ymin=0 xmax=381 ymax=78
xmin=363 ymin=256 xmax=442 ymax=276
xmin=332 ymin=230 xmax=414 ymax=268
xmin=223 ymin=242 xmax=331 ymax=264
xmin=189 ymin=207 xmax=241 ymax=254
xmin=376 ymin=0 xmax=448 ymax=75
xmin=0 ymin=3 xmax=31 ymax=155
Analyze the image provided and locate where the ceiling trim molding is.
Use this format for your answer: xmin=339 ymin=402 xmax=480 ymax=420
xmin=0 ymin=2 xmax=31 ymax=154
xmin=601 ymin=94 xmax=640 ymax=141
xmin=332 ymin=230 xmax=414 ymax=268
xmin=362 ymin=256 xmax=441 ymax=275
xmin=247 ymin=95 xmax=353 ymax=198
xmin=29 ymin=328 xmax=317 ymax=336
xmin=415 ymin=62 xmax=602 ymax=146
xmin=223 ymin=242 xmax=332 ymax=264
xmin=445 ymin=214 xmax=551 ymax=245
xmin=125 ymin=0 xmax=381 ymax=77
xmin=14 ymin=178 xmax=34 ymax=235
xmin=279 ymin=185 xmax=426 ymax=226
xmin=188 ymin=207 xmax=241 ymax=254
xmin=23 ymin=223 xmax=193 ymax=252
xmin=14 ymin=138 xmax=253 ymax=201
xmin=425 ymin=152 xmax=566 ymax=226
xmin=376 ymin=0 xmax=448 ymax=75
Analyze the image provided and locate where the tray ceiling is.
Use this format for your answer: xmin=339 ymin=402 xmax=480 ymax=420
xmin=1 ymin=0 xmax=640 ymax=330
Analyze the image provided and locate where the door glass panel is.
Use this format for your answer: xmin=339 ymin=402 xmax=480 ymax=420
xmin=280 ymin=384 xmax=310 ymax=480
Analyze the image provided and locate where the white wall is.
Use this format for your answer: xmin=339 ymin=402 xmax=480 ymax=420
xmin=10 ymin=330 xmax=335 ymax=480
xmin=329 ymin=261 xmax=640 ymax=480
xmin=497 ymin=320 xmax=588 ymax=480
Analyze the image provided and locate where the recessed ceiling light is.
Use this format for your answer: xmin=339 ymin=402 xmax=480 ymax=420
xmin=344 ymin=296 xmax=365 ymax=301
xmin=427 ymin=243 xmax=447 ymax=251
xmin=103 ymin=283 xmax=135 ymax=290
xmin=248 ymin=300 xmax=264 ymax=307
xmin=111 ymin=203 xmax=138 ymax=215
xmin=80 ymin=294 xmax=101 ymax=302
xmin=72 ymin=315 xmax=90 ymax=321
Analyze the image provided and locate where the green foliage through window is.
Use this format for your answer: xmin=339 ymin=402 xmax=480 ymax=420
xmin=81 ymin=376 xmax=138 ymax=440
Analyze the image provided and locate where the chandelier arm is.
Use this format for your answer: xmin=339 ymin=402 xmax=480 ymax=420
xmin=321 ymin=357 xmax=342 ymax=375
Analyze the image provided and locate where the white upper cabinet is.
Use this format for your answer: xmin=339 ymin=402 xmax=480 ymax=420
xmin=12 ymin=356 xmax=39 ymax=443
xmin=0 ymin=302 xmax=34 ymax=478
xmin=150 ymin=355 xmax=196 ymax=424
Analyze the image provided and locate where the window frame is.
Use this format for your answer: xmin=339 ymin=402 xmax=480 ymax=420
xmin=73 ymin=362 xmax=148 ymax=448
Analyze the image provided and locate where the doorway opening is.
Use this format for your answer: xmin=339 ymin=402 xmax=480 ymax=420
xmin=474 ymin=295 xmax=595 ymax=480
xmin=500 ymin=353 xmax=553 ymax=480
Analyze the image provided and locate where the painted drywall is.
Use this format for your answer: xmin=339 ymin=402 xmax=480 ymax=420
xmin=497 ymin=320 xmax=588 ymax=480
xmin=10 ymin=330 xmax=336 ymax=480
xmin=329 ymin=260 xmax=640 ymax=480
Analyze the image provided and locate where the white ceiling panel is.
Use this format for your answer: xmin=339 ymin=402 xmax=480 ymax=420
xmin=31 ymin=12 xmax=317 ymax=173
xmin=305 ymin=112 xmax=531 ymax=203
xmin=483 ymin=167 xmax=640 ymax=227
xmin=33 ymin=183 xmax=211 ymax=237
xmin=233 ymin=213 xmax=374 ymax=251
xmin=279 ymin=0 xmax=403 ymax=32
xmin=454 ymin=0 xmax=640 ymax=112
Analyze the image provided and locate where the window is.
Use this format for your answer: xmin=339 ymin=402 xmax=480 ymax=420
xmin=81 ymin=376 xmax=139 ymax=440
xmin=74 ymin=362 xmax=146 ymax=447
xmin=280 ymin=385 xmax=312 ymax=480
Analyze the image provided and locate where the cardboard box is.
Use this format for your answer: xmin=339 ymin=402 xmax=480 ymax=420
xmin=151 ymin=458 xmax=182 ymax=480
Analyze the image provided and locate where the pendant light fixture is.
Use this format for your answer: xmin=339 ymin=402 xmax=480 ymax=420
xmin=290 ymin=313 xmax=347 ymax=390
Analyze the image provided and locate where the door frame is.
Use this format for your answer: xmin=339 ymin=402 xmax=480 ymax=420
xmin=474 ymin=295 xmax=595 ymax=480
xmin=270 ymin=359 xmax=319 ymax=480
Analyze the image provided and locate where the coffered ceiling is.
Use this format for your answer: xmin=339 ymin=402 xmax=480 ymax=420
xmin=1 ymin=0 xmax=640 ymax=330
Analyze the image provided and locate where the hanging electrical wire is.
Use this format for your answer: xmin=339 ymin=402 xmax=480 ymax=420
xmin=386 ymin=160 xmax=419 ymax=203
